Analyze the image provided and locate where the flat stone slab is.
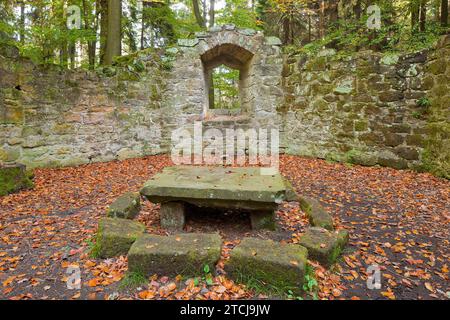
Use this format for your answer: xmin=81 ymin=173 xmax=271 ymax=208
xmin=224 ymin=237 xmax=308 ymax=294
xmin=298 ymin=227 xmax=349 ymax=267
xmin=299 ymin=196 xmax=334 ymax=230
xmin=95 ymin=217 xmax=145 ymax=258
xmin=128 ymin=233 xmax=222 ymax=277
xmin=106 ymin=192 xmax=141 ymax=219
xmin=141 ymin=166 xmax=294 ymax=211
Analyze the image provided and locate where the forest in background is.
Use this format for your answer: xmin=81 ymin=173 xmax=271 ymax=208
xmin=0 ymin=0 xmax=448 ymax=70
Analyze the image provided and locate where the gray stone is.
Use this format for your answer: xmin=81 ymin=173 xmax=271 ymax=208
xmin=95 ymin=217 xmax=145 ymax=258
xmin=299 ymin=197 xmax=334 ymax=230
xmin=225 ymin=237 xmax=308 ymax=294
xmin=141 ymin=166 xmax=292 ymax=211
xmin=265 ymin=36 xmax=282 ymax=46
xmin=395 ymin=146 xmax=419 ymax=160
xmin=106 ymin=192 xmax=141 ymax=219
xmin=160 ymin=201 xmax=186 ymax=230
xmin=380 ymin=54 xmax=399 ymax=65
xmin=298 ymin=227 xmax=348 ymax=267
xmin=250 ymin=210 xmax=276 ymax=230
xmin=177 ymin=38 xmax=199 ymax=47
xmin=128 ymin=233 xmax=222 ymax=277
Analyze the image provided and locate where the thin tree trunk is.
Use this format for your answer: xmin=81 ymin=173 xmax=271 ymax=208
xmin=99 ymin=0 xmax=108 ymax=65
xmin=209 ymin=0 xmax=215 ymax=28
xmin=441 ymin=0 xmax=448 ymax=27
xmin=19 ymin=1 xmax=25 ymax=44
xmin=193 ymin=0 xmax=205 ymax=27
xmin=82 ymin=0 xmax=96 ymax=69
xmin=419 ymin=0 xmax=427 ymax=32
xmin=104 ymin=0 xmax=122 ymax=65
xmin=411 ymin=0 xmax=420 ymax=30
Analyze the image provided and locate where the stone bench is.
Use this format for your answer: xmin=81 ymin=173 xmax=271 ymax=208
xmin=140 ymin=166 xmax=297 ymax=230
xmin=128 ymin=233 xmax=222 ymax=277
xmin=224 ymin=237 xmax=308 ymax=294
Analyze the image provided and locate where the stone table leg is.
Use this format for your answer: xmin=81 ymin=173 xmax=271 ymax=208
xmin=250 ymin=210 xmax=276 ymax=230
xmin=160 ymin=202 xmax=186 ymax=230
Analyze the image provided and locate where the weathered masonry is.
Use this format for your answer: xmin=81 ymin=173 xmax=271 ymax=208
xmin=0 ymin=26 xmax=449 ymax=177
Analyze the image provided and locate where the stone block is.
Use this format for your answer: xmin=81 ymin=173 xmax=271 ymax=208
xmin=160 ymin=201 xmax=186 ymax=230
xmin=299 ymin=227 xmax=348 ymax=267
xmin=106 ymin=192 xmax=141 ymax=219
xmin=95 ymin=217 xmax=145 ymax=258
xmin=225 ymin=237 xmax=308 ymax=295
xmin=128 ymin=233 xmax=222 ymax=277
xmin=0 ymin=163 xmax=33 ymax=196
xmin=250 ymin=210 xmax=276 ymax=230
xmin=299 ymin=197 xmax=334 ymax=230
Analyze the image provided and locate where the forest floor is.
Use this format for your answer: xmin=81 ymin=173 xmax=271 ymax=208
xmin=0 ymin=155 xmax=449 ymax=300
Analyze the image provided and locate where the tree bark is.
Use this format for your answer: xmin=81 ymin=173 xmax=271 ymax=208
xmin=209 ymin=0 xmax=215 ymax=28
xmin=411 ymin=0 xmax=420 ymax=30
xmin=192 ymin=0 xmax=205 ymax=28
xmin=82 ymin=0 xmax=96 ymax=69
xmin=419 ymin=0 xmax=427 ymax=32
xmin=441 ymin=0 xmax=448 ymax=27
xmin=99 ymin=0 xmax=108 ymax=65
xmin=104 ymin=0 xmax=122 ymax=65
xmin=19 ymin=1 xmax=25 ymax=44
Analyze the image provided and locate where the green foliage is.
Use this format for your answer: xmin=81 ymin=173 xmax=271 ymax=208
xmin=216 ymin=0 xmax=260 ymax=29
xmin=212 ymin=65 xmax=240 ymax=109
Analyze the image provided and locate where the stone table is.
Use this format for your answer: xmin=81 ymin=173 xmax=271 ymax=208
xmin=140 ymin=166 xmax=297 ymax=230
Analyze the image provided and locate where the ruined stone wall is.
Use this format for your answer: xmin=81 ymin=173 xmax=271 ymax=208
xmin=0 ymin=47 xmax=168 ymax=168
xmin=282 ymin=35 xmax=449 ymax=175
xmin=0 ymin=29 xmax=448 ymax=177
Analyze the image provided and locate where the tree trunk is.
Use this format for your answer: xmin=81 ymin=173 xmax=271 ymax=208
xmin=82 ymin=0 xmax=96 ymax=69
xmin=99 ymin=0 xmax=108 ymax=65
xmin=419 ymin=0 xmax=427 ymax=32
xmin=104 ymin=0 xmax=122 ymax=65
xmin=209 ymin=0 xmax=215 ymax=27
xmin=192 ymin=0 xmax=205 ymax=28
xmin=411 ymin=0 xmax=420 ymax=30
xmin=442 ymin=0 xmax=448 ymax=27
xmin=353 ymin=0 xmax=362 ymax=20
xmin=19 ymin=1 xmax=25 ymax=44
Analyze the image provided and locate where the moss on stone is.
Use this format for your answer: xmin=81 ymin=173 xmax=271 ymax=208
xmin=128 ymin=233 xmax=222 ymax=277
xmin=95 ymin=217 xmax=145 ymax=258
xmin=224 ymin=238 xmax=308 ymax=295
xmin=299 ymin=227 xmax=348 ymax=267
xmin=299 ymin=196 xmax=334 ymax=230
xmin=0 ymin=163 xmax=34 ymax=196
xmin=106 ymin=192 xmax=141 ymax=219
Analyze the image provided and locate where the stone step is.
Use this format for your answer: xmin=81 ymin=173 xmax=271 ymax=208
xmin=95 ymin=217 xmax=146 ymax=258
xmin=224 ymin=237 xmax=308 ymax=295
xmin=299 ymin=196 xmax=334 ymax=230
xmin=128 ymin=233 xmax=222 ymax=277
xmin=298 ymin=227 xmax=349 ymax=267
xmin=106 ymin=192 xmax=141 ymax=219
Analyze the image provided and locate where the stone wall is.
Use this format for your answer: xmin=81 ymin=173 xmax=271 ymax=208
xmin=281 ymin=35 xmax=449 ymax=175
xmin=0 ymin=48 xmax=168 ymax=168
xmin=0 ymin=28 xmax=448 ymax=177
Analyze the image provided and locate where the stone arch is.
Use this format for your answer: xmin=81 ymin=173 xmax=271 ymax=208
xmin=201 ymin=43 xmax=254 ymax=115
xmin=165 ymin=25 xmax=283 ymax=128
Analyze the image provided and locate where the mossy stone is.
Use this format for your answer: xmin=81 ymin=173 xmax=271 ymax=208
xmin=224 ymin=237 xmax=308 ymax=295
xmin=298 ymin=227 xmax=348 ymax=267
xmin=106 ymin=192 xmax=141 ymax=219
xmin=299 ymin=196 xmax=334 ymax=230
xmin=128 ymin=233 xmax=222 ymax=277
xmin=0 ymin=163 xmax=34 ymax=196
xmin=95 ymin=217 xmax=145 ymax=258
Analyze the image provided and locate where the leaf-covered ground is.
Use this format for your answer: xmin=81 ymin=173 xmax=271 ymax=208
xmin=0 ymin=155 xmax=448 ymax=300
